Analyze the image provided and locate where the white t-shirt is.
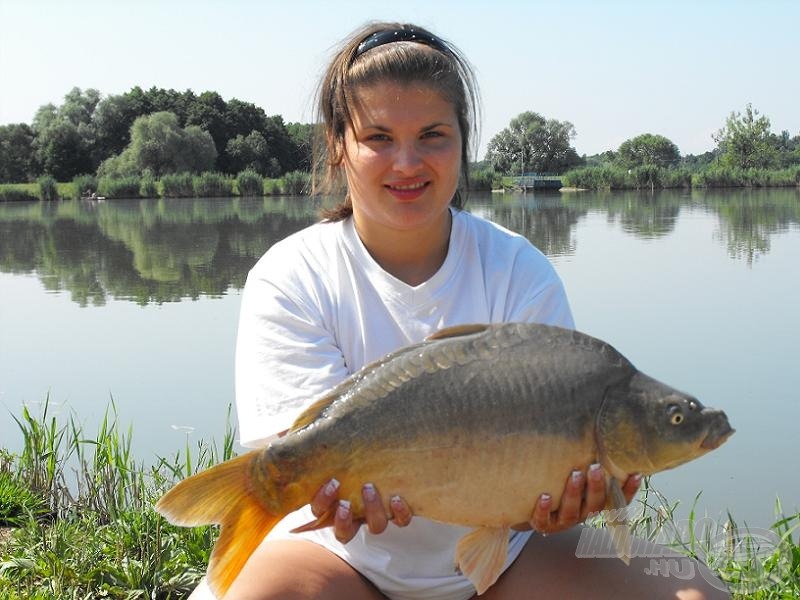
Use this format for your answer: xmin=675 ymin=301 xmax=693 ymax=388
xmin=229 ymin=208 xmax=574 ymax=600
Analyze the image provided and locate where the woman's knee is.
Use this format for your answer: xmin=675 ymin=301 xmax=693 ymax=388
xmin=225 ymin=539 xmax=385 ymax=600
xmin=484 ymin=527 xmax=730 ymax=599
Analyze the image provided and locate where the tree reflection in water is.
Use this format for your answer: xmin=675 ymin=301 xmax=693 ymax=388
xmin=0 ymin=189 xmax=798 ymax=306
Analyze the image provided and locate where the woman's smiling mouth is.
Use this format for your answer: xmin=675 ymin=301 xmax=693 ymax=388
xmin=385 ymin=180 xmax=430 ymax=200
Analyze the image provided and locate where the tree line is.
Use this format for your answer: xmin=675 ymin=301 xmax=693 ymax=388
xmin=1 ymin=86 xmax=798 ymax=189
xmin=0 ymin=86 xmax=313 ymax=184
xmin=483 ymin=104 xmax=800 ymax=185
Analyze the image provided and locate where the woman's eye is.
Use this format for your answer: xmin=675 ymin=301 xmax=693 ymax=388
xmin=364 ymin=133 xmax=390 ymax=142
xmin=422 ymin=130 xmax=444 ymax=139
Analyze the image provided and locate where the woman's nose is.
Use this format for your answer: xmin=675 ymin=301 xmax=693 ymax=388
xmin=392 ymin=142 xmax=423 ymax=174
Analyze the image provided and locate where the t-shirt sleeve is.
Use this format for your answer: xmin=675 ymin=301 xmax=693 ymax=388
xmin=505 ymin=245 xmax=575 ymax=330
xmin=234 ymin=255 xmax=348 ymax=448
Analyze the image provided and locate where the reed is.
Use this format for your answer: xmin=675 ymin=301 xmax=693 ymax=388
xmin=36 ymin=176 xmax=59 ymax=201
xmin=0 ymin=400 xmax=796 ymax=599
xmin=98 ymin=175 xmax=142 ymax=199
xmin=235 ymin=169 xmax=265 ymax=197
xmin=193 ymin=172 xmax=234 ymax=198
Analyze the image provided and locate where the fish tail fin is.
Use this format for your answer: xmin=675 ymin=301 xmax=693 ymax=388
xmin=455 ymin=526 xmax=510 ymax=595
xmin=155 ymin=452 xmax=283 ymax=598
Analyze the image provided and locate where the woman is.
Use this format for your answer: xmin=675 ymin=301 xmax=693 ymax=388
xmin=195 ymin=22 xmax=728 ymax=600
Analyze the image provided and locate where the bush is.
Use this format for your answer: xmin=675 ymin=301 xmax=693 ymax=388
xmin=236 ymin=169 xmax=264 ymax=197
xmin=661 ymin=168 xmax=692 ymax=189
xmin=561 ymin=166 xmax=628 ymax=190
xmin=97 ymin=175 xmax=141 ymax=199
xmin=37 ymin=175 xmax=59 ymax=201
xmin=0 ymin=186 xmax=38 ymax=202
xmin=281 ymin=170 xmax=310 ymax=195
xmin=160 ymin=172 xmax=195 ymax=198
xmin=468 ymin=168 xmax=498 ymax=191
xmin=264 ymin=179 xmax=282 ymax=196
xmin=0 ymin=471 xmax=49 ymax=526
xmin=193 ymin=172 xmax=233 ymax=197
xmin=139 ymin=172 xmax=158 ymax=198
xmin=72 ymin=174 xmax=98 ymax=199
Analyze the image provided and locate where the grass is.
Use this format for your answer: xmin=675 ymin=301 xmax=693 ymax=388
xmin=0 ymin=400 xmax=797 ymax=599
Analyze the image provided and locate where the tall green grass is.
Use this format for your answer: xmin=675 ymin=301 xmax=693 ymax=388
xmin=193 ymin=172 xmax=234 ymax=198
xmin=36 ymin=176 xmax=59 ymax=201
xmin=235 ymin=169 xmax=264 ymax=197
xmin=0 ymin=398 xmax=234 ymax=598
xmin=1 ymin=400 xmax=796 ymax=598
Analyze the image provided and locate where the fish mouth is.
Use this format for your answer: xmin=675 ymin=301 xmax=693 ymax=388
xmin=700 ymin=411 xmax=735 ymax=450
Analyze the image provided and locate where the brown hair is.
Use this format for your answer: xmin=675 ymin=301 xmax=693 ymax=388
xmin=312 ymin=22 xmax=481 ymax=221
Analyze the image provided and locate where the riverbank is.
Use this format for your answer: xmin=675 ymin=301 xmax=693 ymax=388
xmin=1 ymin=400 xmax=797 ymax=598
xmin=0 ymin=169 xmax=312 ymax=202
xmin=561 ymin=164 xmax=800 ymax=191
xmin=3 ymin=163 xmax=800 ymax=202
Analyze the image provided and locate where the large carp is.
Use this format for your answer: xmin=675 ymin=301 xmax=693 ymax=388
xmin=156 ymin=323 xmax=733 ymax=597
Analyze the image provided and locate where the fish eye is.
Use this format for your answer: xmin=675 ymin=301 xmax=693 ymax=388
xmin=667 ymin=404 xmax=684 ymax=425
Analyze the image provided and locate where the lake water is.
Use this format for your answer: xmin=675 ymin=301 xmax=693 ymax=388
xmin=1 ymin=189 xmax=798 ymax=531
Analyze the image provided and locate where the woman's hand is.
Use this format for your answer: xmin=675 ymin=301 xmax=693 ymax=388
xmin=519 ymin=465 xmax=642 ymax=535
xmin=310 ymin=479 xmax=413 ymax=544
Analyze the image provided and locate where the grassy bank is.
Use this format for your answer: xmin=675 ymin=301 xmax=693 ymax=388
xmin=0 ymin=170 xmax=312 ymax=202
xmin=1 ymin=400 xmax=797 ymax=598
xmin=561 ymin=165 xmax=800 ymax=191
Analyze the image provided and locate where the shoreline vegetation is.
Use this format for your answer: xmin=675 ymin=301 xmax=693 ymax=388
xmin=2 ymin=87 xmax=798 ymax=200
xmin=1 ymin=164 xmax=800 ymax=203
xmin=0 ymin=169 xmax=312 ymax=203
xmin=0 ymin=401 xmax=797 ymax=599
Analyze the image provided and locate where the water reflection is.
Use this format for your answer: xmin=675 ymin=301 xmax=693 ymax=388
xmin=1 ymin=189 xmax=798 ymax=305
xmin=0 ymin=198 xmax=320 ymax=306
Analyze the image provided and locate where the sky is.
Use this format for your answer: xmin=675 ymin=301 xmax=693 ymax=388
xmin=1 ymin=0 xmax=798 ymax=159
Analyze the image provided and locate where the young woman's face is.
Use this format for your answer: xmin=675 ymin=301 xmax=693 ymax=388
xmin=342 ymin=82 xmax=462 ymax=237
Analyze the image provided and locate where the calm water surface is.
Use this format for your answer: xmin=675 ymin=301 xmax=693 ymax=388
xmin=1 ymin=189 xmax=798 ymax=529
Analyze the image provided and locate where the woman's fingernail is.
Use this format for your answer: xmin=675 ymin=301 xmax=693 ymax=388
xmin=589 ymin=463 xmax=603 ymax=480
xmin=540 ymin=493 xmax=551 ymax=506
xmin=324 ymin=478 xmax=340 ymax=497
xmin=632 ymin=474 xmax=643 ymax=485
xmin=363 ymin=483 xmax=376 ymax=501
xmin=390 ymin=495 xmax=403 ymax=509
xmin=571 ymin=469 xmax=584 ymax=483
xmin=337 ymin=499 xmax=350 ymax=519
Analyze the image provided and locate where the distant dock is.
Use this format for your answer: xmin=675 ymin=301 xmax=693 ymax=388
xmin=501 ymin=174 xmax=563 ymax=192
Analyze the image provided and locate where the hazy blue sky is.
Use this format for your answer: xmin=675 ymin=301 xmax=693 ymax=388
xmin=1 ymin=0 xmax=797 ymax=158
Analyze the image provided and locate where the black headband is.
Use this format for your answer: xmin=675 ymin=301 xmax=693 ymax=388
xmin=354 ymin=28 xmax=451 ymax=59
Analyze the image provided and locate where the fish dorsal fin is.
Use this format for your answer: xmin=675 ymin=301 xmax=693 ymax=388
xmin=455 ymin=526 xmax=509 ymax=595
xmin=288 ymin=392 xmax=340 ymax=433
xmin=288 ymin=338 xmax=432 ymax=433
xmin=427 ymin=323 xmax=489 ymax=341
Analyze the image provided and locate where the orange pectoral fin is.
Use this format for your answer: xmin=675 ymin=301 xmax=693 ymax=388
xmin=605 ymin=478 xmax=632 ymax=565
xmin=455 ymin=526 xmax=510 ymax=595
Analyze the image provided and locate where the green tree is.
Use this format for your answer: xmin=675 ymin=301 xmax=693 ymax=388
xmin=713 ymin=104 xmax=778 ymax=169
xmin=486 ymin=112 xmax=582 ymax=174
xmin=92 ymin=93 xmax=146 ymax=162
xmin=226 ymin=131 xmax=270 ymax=175
xmin=98 ymin=111 xmax=217 ymax=177
xmin=0 ymin=123 xmax=36 ymax=182
xmin=31 ymin=88 xmax=100 ymax=179
xmin=286 ymin=122 xmax=314 ymax=172
xmin=615 ymin=133 xmax=680 ymax=169
xmin=186 ymin=91 xmax=228 ymax=159
xmin=34 ymin=119 xmax=93 ymax=180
